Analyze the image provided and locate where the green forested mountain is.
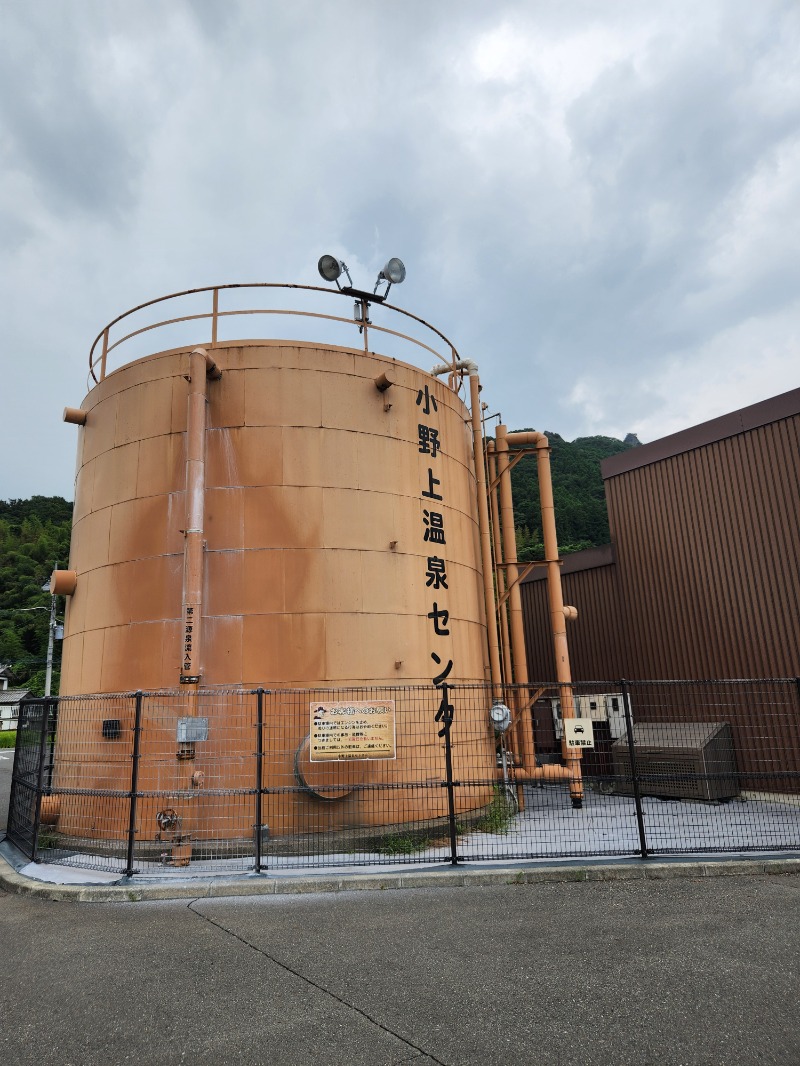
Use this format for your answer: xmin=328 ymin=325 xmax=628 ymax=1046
xmin=0 ymin=496 xmax=72 ymax=693
xmin=508 ymin=433 xmax=634 ymax=561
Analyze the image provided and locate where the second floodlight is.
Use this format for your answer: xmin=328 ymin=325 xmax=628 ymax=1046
xmin=374 ymin=257 xmax=407 ymax=298
xmin=382 ymin=258 xmax=406 ymax=285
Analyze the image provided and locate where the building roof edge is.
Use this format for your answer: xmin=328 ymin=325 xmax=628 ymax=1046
xmin=602 ymin=386 xmax=800 ymax=479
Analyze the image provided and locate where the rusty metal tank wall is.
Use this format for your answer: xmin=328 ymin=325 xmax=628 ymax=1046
xmin=60 ymin=340 xmax=490 ymax=693
xmin=56 ymin=340 xmax=495 ymax=840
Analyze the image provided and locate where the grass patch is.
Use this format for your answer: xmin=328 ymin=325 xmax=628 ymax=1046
xmin=475 ymin=786 xmax=518 ymax=834
xmin=376 ymin=831 xmax=432 ymax=855
xmin=0 ymin=730 xmax=17 ymax=748
xmin=37 ymin=829 xmax=60 ymax=850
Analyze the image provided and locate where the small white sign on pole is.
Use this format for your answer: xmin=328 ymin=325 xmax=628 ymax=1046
xmin=564 ymin=718 xmax=595 ymax=749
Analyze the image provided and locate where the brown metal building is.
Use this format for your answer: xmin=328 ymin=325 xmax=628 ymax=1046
xmin=522 ymin=386 xmax=800 ymax=682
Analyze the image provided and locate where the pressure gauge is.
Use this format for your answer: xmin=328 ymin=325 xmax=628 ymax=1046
xmin=489 ymin=700 xmax=512 ymax=734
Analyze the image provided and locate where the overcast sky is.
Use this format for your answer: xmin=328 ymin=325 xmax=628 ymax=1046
xmin=2 ymin=0 xmax=799 ymax=501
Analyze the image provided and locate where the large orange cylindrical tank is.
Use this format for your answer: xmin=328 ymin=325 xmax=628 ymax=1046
xmin=54 ymin=338 xmax=496 ymax=846
xmin=60 ymin=340 xmax=489 ymax=691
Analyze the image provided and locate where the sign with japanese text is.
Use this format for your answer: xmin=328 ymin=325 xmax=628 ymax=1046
xmin=181 ymin=602 xmax=198 ymax=677
xmin=415 ymin=381 xmax=456 ymax=704
xmin=564 ymin=718 xmax=595 ymax=749
xmin=309 ymin=700 xmax=396 ymax=761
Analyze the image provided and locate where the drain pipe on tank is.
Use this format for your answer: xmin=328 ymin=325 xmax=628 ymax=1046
xmin=430 ymin=359 xmax=503 ymax=695
xmin=169 ymin=347 xmax=221 ymax=865
xmin=181 ymin=347 xmax=222 ymax=690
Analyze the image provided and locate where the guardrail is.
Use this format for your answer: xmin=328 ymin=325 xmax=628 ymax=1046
xmin=88 ymin=282 xmax=461 ymax=387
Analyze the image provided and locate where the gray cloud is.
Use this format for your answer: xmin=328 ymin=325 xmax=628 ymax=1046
xmin=2 ymin=0 xmax=799 ymax=498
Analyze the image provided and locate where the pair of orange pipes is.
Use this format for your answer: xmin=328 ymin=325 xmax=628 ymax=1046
xmin=461 ymin=366 xmax=583 ymax=805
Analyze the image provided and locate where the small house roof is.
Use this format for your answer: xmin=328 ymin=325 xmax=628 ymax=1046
xmin=0 ymin=688 xmax=31 ymax=704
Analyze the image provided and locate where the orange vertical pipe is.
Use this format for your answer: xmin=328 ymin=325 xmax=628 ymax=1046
xmin=173 ymin=347 xmax=221 ymax=864
xmin=494 ymin=425 xmax=535 ymax=770
xmin=487 ymin=443 xmax=513 ymax=687
xmin=502 ymin=430 xmax=583 ymax=805
xmin=494 ymin=427 xmax=528 ymax=686
xmin=468 ymin=371 xmax=503 ymax=694
xmin=181 ymin=347 xmax=221 ymax=685
xmin=534 ymin=434 xmax=583 ymax=804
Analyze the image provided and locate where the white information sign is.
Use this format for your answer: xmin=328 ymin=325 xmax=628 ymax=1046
xmin=310 ymin=700 xmax=396 ymax=761
xmin=564 ymin=718 xmax=595 ymax=749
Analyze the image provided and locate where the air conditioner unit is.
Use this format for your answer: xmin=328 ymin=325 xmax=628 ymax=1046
xmin=552 ymin=693 xmax=629 ymax=741
xmin=611 ymin=721 xmax=739 ymax=802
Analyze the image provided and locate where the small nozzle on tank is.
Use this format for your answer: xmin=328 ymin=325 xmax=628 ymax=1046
xmin=50 ymin=570 xmax=78 ymax=596
xmin=63 ymin=407 xmax=87 ymax=425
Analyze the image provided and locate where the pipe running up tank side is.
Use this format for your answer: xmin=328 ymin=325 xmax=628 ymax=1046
xmin=492 ymin=426 xmax=537 ymax=772
xmin=498 ymin=428 xmax=583 ymax=807
xmin=431 ymin=359 xmax=503 ymax=695
xmin=170 ymin=346 xmax=222 ymax=865
xmin=430 ymin=361 xmax=582 ymax=802
xmin=467 ymin=370 xmax=504 ymax=695
xmin=486 ymin=444 xmax=514 ymax=688
xmin=466 ymin=419 xmax=584 ymax=803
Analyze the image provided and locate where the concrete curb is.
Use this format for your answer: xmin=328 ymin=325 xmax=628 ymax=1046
xmin=2 ymin=851 xmax=800 ymax=903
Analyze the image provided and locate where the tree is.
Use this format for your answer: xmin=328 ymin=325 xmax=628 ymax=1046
xmin=0 ymin=497 xmax=72 ymax=688
xmin=505 ymin=433 xmax=634 ymax=557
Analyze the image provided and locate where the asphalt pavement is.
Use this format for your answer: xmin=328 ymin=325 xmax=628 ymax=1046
xmin=3 ymin=735 xmax=800 ymax=1065
xmin=2 ymin=873 xmax=799 ymax=1065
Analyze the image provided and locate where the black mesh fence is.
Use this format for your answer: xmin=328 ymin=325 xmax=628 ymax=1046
xmin=7 ymin=679 xmax=800 ymax=877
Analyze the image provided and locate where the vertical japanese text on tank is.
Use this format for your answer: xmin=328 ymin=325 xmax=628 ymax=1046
xmin=417 ymin=384 xmax=454 ymax=720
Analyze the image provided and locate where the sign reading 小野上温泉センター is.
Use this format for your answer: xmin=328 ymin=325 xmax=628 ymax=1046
xmin=416 ymin=382 xmax=455 ymax=732
xmin=309 ymin=701 xmax=396 ymax=761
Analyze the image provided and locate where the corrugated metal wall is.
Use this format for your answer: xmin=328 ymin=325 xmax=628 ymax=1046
xmin=605 ymin=412 xmax=800 ymax=680
xmin=519 ymin=393 xmax=800 ymax=783
xmin=522 ymin=546 xmax=625 ymax=682
xmin=523 ymin=396 xmax=800 ymax=682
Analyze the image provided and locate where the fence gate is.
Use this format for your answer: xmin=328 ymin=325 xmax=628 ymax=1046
xmin=7 ymin=697 xmax=58 ymax=860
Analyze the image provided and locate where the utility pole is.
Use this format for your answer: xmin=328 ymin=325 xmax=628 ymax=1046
xmin=44 ymin=590 xmax=57 ymax=698
xmin=41 ymin=565 xmax=62 ymax=698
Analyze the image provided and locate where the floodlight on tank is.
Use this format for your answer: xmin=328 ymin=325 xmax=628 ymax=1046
xmin=373 ymin=257 xmax=407 ymax=298
xmin=382 ymin=258 xmax=406 ymax=285
xmin=317 ymin=255 xmax=352 ymax=288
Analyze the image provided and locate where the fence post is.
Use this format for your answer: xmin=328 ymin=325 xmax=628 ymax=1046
xmin=436 ymin=683 xmax=459 ymax=865
xmin=125 ymin=691 xmax=144 ymax=878
xmin=44 ymin=698 xmax=58 ymax=793
xmin=30 ymin=697 xmax=54 ymax=862
xmin=621 ymin=679 xmax=648 ymax=859
xmin=255 ymin=688 xmax=264 ymax=873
